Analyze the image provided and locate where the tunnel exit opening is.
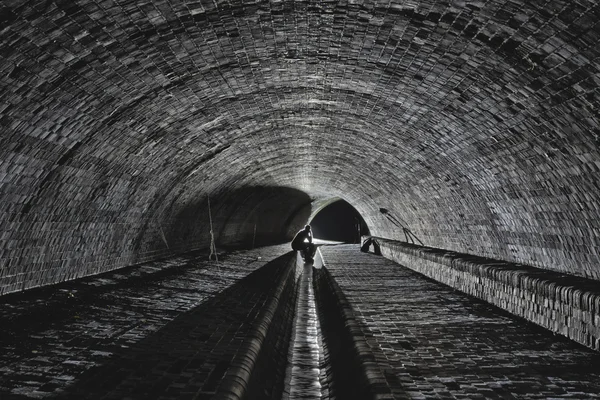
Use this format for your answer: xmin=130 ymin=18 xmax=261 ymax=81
xmin=309 ymin=200 xmax=370 ymax=243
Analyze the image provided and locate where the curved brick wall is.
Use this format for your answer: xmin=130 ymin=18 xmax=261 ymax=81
xmin=1 ymin=1 xmax=600 ymax=293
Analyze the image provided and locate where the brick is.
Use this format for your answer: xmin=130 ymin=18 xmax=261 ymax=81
xmin=321 ymin=244 xmax=600 ymax=399
xmin=0 ymin=1 xmax=600 ymax=295
xmin=0 ymin=244 xmax=293 ymax=398
xmin=378 ymin=238 xmax=600 ymax=352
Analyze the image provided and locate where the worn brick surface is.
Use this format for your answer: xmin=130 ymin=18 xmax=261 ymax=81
xmin=0 ymin=244 xmax=290 ymax=399
xmin=217 ymin=250 xmax=299 ymax=400
xmin=378 ymin=238 xmax=600 ymax=352
xmin=321 ymin=245 xmax=600 ymax=399
xmin=2 ymin=1 xmax=600 ymax=293
xmin=314 ymin=261 xmax=396 ymax=400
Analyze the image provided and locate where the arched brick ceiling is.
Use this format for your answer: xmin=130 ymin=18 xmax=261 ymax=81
xmin=1 ymin=0 xmax=600 ymax=293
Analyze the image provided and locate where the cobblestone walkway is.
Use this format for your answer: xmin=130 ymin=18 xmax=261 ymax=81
xmin=0 ymin=245 xmax=290 ymax=399
xmin=320 ymin=245 xmax=600 ymax=399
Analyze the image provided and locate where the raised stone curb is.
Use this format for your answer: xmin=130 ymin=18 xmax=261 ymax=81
xmin=378 ymin=238 xmax=600 ymax=351
xmin=216 ymin=252 xmax=298 ymax=399
xmin=314 ymin=265 xmax=395 ymax=400
xmin=0 ymin=245 xmax=296 ymax=398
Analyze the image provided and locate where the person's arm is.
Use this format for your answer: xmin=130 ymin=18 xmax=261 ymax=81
xmin=308 ymin=231 xmax=313 ymax=243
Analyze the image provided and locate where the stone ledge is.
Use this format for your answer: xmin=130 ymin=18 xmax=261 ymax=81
xmin=215 ymin=252 xmax=297 ymax=400
xmin=314 ymin=266 xmax=395 ymax=400
xmin=377 ymin=238 xmax=600 ymax=351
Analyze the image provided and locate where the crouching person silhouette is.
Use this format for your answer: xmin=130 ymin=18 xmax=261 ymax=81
xmin=291 ymin=225 xmax=316 ymax=262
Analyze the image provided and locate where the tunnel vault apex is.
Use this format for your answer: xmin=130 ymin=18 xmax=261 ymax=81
xmin=1 ymin=0 xmax=600 ymax=294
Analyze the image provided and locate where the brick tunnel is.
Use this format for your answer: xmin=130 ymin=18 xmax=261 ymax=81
xmin=2 ymin=0 xmax=600 ymax=399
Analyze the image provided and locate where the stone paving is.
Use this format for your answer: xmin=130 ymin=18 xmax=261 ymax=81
xmin=0 ymin=245 xmax=291 ymax=399
xmin=320 ymin=245 xmax=600 ymax=399
xmin=4 ymin=243 xmax=600 ymax=400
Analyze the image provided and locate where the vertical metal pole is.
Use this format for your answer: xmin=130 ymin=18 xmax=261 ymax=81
xmin=159 ymin=223 xmax=170 ymax=250
xmin=208 ymin=196 xmax=218 ymax=262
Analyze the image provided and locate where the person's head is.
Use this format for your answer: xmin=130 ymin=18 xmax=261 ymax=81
xmin=305 ymin=225 xmax=311 ymax=232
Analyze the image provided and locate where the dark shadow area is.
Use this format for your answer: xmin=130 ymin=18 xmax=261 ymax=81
xmin=0 ymin=249 xmax=206 ymax=347
xmin=313 ymin=266 xmax=396 ymax=400
xmin=46 ymin=252 xmax=294 ymax=400
xmin=320 ymin=245 xmax=600 ymax=398
xmin=172 ymin=186 xmax=312 ymax=247
xmin=0 ymin=252 xmax=295 ymax=400
xmin=136 ymin=186 xmax=312 ymax=258
xmin=310 ymin=200 xmax=369 ymax=243
xmin=222 ymin=254 xmax=298 ymax=400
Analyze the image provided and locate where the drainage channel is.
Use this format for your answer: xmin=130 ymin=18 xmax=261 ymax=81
xmin=283 ymin=251 xmax=326 ymax=400
xmin=215 ymin=247 xmax=386 ymax=400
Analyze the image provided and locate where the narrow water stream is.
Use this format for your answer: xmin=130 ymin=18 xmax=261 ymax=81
xmin=283 ymin=253 xmax=324 ymax=400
